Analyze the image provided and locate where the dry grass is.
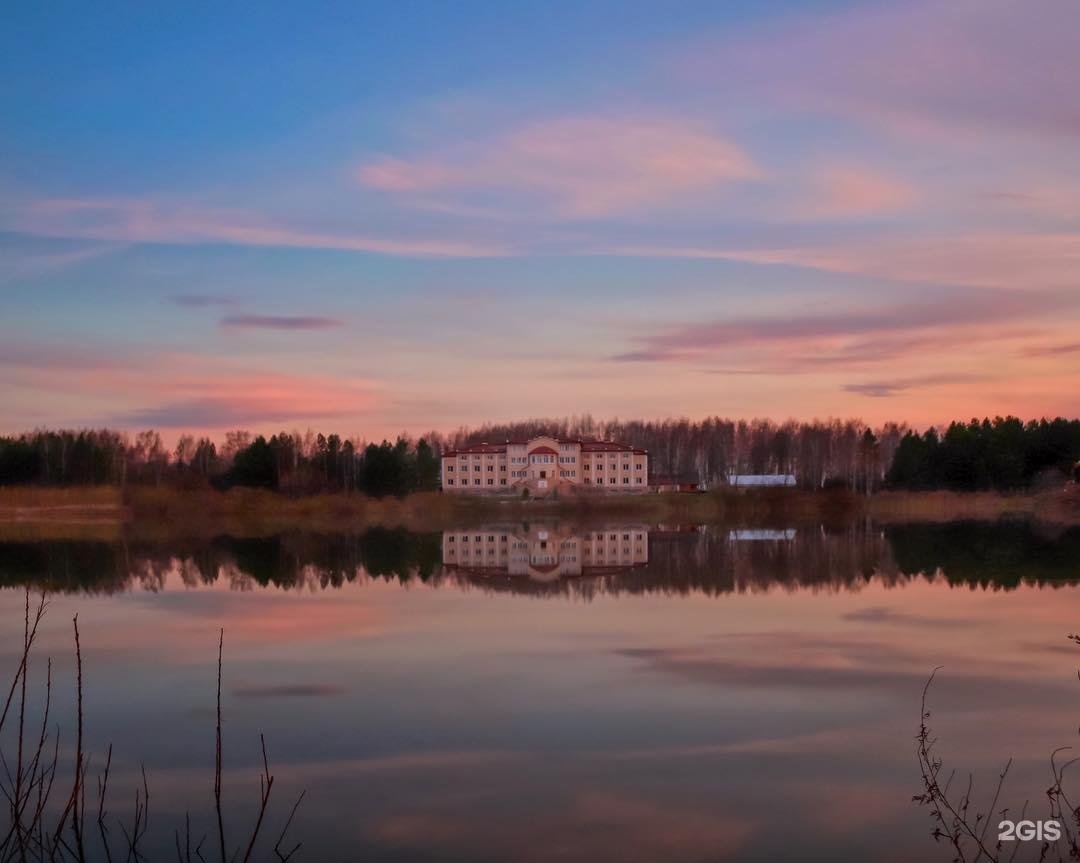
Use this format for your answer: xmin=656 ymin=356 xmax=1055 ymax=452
xmin=0 ymin=485 xmax=122 ymax=510
xmin=2 ymin=484 xmax=1079 ymax=540
xmin=0 ymin=486 xmax=127 ymax=534
xmin=868 ymin=490 xmax=1037 ymax=522
xmin=124 ymin=486 xmax=863 ymax=536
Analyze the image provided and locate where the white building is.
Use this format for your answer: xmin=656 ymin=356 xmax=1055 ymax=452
xmin=442 ymin=436 xmax=648 ymax=494
xmin=727 ymin=474 xmax=796 ymax=487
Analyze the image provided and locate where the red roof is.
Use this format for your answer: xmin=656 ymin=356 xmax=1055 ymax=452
xmin=445 ymin=436 xmax=648 ymax=457
xmin=445 ymin=443 xmax=507 ymax=456
xmin=529 ymin=445 xmax=557 ymax=455
xmin=580 ymin=440 xmax=633 ymax=452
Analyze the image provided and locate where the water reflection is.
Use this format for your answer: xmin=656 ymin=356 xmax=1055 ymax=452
xmin=1 ymin=521 xmax=1079 ymax=596
xmin=443 ymin=524 xmax=649 ymax=580
xmin=2 ymin=520 xmax=1080 ymax=861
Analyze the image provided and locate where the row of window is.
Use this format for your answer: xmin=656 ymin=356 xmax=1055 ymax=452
xmin=449 ymin=533 xmax=643 ymax=543
xmin=448 ymin=475 xmax=646 ymax=485
xmin=449 ymin=462 xmax=644 ymax=473
xmin=458 ymin=452 xmax=642 ymax=460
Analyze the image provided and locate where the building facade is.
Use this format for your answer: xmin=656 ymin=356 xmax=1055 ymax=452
xmin=441 ymin=435 xmax=648 ymax=494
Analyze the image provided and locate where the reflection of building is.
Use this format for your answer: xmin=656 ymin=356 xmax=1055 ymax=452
xmin=442 ymin=524 xmax=649 ymax=581
xmin=441 ymin=436 xmax=648 ymax=494
xmin=653 ymin=475 xmax=702 ymax=493
xmin=728 ymin=529 xmax=796 ymax=541
xmin=727 ymin=474 xmax=796 ymax=487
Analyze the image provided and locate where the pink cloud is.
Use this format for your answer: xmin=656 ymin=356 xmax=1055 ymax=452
xmin=15 ymin=197 xmax=508 ymax=258
xmin=358 ymin=114 xmax=757 ymax=217
xmin=219 ymin=314 xmax=344 ymax=331
xmin=0 ymin=345 xmax=380 ymax=433
xmin=677 ymin=0 xmax=1080 ymax=142
xmin=601 ymin=232 xmax=1080 ymax=291
xmin=795 ymin=165 xmax=919 ymax=219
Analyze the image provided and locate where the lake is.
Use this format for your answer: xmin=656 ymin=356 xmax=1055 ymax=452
xmin=2 ymin=520 xmax=1080 ymax=861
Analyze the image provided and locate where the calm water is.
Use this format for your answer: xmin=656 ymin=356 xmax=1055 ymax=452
xmin=2 ymin=521 xmax=1080 ymax=861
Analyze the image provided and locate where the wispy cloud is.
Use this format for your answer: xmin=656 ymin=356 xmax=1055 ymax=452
xmin=219 ymin=314 xmax=344 ymax=331
xmin=599 ymin=232 xmax=1080 ymax=291
xmin=611 ymin=291 xmax=1063 ymax=364
xmin=842 ymin=374 xmax=987 ymax=398
xmin=1020 ymin=341 xmax=1080 ymax=358
xmin=359 ymin=114 xmax=758 ymax=218
xmin=13 ymin=197 xmax=509 ymax=258
xmin=0 ymin=342 xmax=380 ymax=431
xmin=111 ymin=386 xmax=371 ymax=429
xmin=0 ymin=239 xmax=125 ymax=282
xmin=677 ymin=0 xmax=1080 ymax=142
xmin=171 ymin=293 xmax=236 ymax=308
xmin=793 ymin=165 xmax=919 ymax=219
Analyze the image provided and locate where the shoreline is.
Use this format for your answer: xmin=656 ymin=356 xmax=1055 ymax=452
xmin=0 ymin=485 xmax=1078 ymax=540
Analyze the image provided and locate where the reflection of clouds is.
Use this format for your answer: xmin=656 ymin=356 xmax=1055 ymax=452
xmin=841 ymin=605 xmax=983 ymax=628
xmin=231 ymin=683 xmax=346 ymax=698
xmin=615 ymin=632 xmax=1067 ymax=702
xmin=372 ymin=790 xmax=758 ymax=863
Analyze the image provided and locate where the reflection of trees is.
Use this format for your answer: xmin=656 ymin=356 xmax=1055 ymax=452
xmin=0 ymin=530 xmax=443 ymax=595
xmin=2 ymin=523 xmax=1079 ymax=598
xmin=887 ymin=523 xmax=1080 ymax=589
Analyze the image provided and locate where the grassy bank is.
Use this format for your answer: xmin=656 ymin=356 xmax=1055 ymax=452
xmin=1 ymin=484 xmax=1078 ymax=540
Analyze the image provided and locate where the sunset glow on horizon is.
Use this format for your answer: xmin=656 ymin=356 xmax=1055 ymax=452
xmin=3 ymin=0 xmax=1079 ymax=442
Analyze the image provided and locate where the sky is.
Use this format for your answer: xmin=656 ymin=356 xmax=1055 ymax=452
xmin=2 ymin=0 xmax=1079 ymax=442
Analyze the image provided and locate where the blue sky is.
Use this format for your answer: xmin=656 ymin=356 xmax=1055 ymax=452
xmin=3 ymin=0 xmax=1079 ymax=440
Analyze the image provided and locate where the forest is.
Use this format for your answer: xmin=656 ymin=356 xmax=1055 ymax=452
xmin=0 ymin=415 xmax=1077 ymax=495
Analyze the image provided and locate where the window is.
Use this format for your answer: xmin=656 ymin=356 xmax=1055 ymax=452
xmin=487 ymin=478 xmax=494 ymax=485
xmin=474 ymin=465 xmax=481 ymax=472
xmin=636 ymin=477 xmax=643 ymax=484
xmin=609 ymin=477 xmax=616 ymax=484
xmin=623 ymin=463 xmax=629 ymax=470
xmin=623 ymin=477 xmax=629 ymax=484
xmin=474 ymin=479 xmax=481 ymax=485
xmin=447 ymin=479 xmax=454 ymax=485
xmin=500 ymin=465 xmax=506 ymax=471
xmin=488 ymin=465 xmax=494 ymax=472
xmin=447 ymin=465 xmax=454 ymax=472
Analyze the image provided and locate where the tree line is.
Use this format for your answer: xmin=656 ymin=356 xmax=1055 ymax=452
xmin=0 ymin=429 xmax=440 ymax=497
xmin=1 ymin=415 xmax=1078 ymax=495
xmin=885 ymin=416 xmax=1080 ymax=491
xmin=442 ymin=415 xmax=902 ymax=492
